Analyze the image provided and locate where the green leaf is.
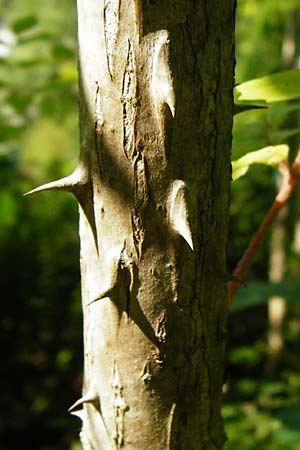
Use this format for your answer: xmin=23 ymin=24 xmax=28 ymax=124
xmin=269 ymin=102 xmax=300 ymax=127
xmin=12 ymin=58 xmax=49 ymax=68
xmin=232 ymin=109 xmax=268 ymax=158
xmin=18 ymin=32 xmax=54 ymax=44
xmin=271 ymin=128 xmax=300 ymax=145
xmin=12 ymin=16 xmax=38 ymax=33
xmin=276 ymin=406 xmax=300 ymax=431
xmin=235 ymin=69 xmax=300 ymax=103
xmin=52 ymin=44 xmax=74 ymax=61
xmin=229 ymin=346 xmax=263 ymax=366
xmin=231 ymin=280 xmax=300 ymax=312
xmin=231 ymin=144 xmax=289 ymax=181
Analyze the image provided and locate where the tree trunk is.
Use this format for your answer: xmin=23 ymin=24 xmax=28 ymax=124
xmin=30 ymin=1 xmax=235 ymax=448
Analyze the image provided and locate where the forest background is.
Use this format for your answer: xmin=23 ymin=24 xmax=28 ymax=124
xmin=0 ymin=0 xmax=300 ymax=449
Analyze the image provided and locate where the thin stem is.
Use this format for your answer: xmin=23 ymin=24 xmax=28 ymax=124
xmin=228 ymin=161 xmax=298 ymax=305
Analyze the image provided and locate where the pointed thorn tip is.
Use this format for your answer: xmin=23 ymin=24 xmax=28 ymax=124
xmin=68 ymin=392 xmax=97 ymax=412
xmin=23 ymin=166 xmax=89 ymax=197
xmin=23 ymin=180 xmax=73 ymax=197
xmin=70 ymin=409 xmax=85 ymax=421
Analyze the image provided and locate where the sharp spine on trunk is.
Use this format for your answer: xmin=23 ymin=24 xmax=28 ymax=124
xmin=85 ymin=283 xmax=115 ymax=307
xmin=68 ymin=391 xmax=98 ymax=413
xmin=23 ymin=163 xmax=89 ymax=196
xmin=85 ymin=243 xmax=128 ymax=307
xmin=167 ymin=180 xmax=193 ymax=250
xmin=233 ymin=103 xmax=267 ymax=115
xmin=151 ymin=30 xmax=176 ymax=120
xmin=24 ymin=162 xmax=99 ymax=250
xmin=70 ymin=409 xmax=86 ymax=421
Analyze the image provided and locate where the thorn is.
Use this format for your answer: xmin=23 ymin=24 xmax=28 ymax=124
xmin=23 ymin=164 xmax=89 ymax=196
xmin=151 ymin=30 xmax=175 ymax=119
xmin=68 ymin=392 xmax=98 ymax=413
xmin=85 ymin=288 xmax=113 ymax=307
xmin=233 ymin=104 xmax=267 ymax=115
xmin=210 ymin=267 xmax=247 ymax=286
xmin=205 ymin=246 xmax=247 ymax=286
xmin=85 ymin=245 xmax=124 ymax=307
xmin=70 ymin=409 xmax=85 ymax=421
xmin=23 ymin=162 xmax=99 ymax=251
xmin=230 ymin=274 xmax=247 ymax=287
xmin=167 ymin=180 xmax=193 ymax=250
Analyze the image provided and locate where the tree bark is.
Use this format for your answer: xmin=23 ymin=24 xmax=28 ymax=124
xmin=34 ymin=1 xmax=235 ymax=448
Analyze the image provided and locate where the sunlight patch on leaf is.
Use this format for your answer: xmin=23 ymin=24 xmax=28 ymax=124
xmin=232 ymin=145 xmax=289 ymax=181
xmin=235 ymin=69 xmax=300 ymax=103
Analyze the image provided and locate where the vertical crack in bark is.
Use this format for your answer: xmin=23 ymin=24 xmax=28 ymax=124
xmin=119 ymin=240 xmax=134 ymax=318
xmin=132 ymin=154 xmax=147 ymax=258
xmin=122 ymin=39 xmax=137 ymax=160
xmin=111 ymin=361 xmax=127 ymax=448
xmin=155 ymin=312 xmax=168 ymax=367
xmin=140 ymin=360 xmax=152 ymax=385
xmin=104 ymin=0 xmax=120 ymax=79
xmin=155 ymin=313 xmax=167 ymax=345
xmin=94 ymin=81 xmax=104 ymax=134
xmin=93 ymin=81 xmax=104 ymax=181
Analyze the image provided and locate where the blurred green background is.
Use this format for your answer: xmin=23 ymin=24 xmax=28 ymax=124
xmin=0 ymin=0 xmax=300 ymax=449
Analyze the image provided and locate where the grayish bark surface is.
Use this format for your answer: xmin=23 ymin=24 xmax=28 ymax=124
xmin=31 ymin=1 xmax=236 ymax=448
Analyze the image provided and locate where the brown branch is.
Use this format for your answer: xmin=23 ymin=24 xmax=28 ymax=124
xmin=228 ymin=160 xmax=298 ymax=306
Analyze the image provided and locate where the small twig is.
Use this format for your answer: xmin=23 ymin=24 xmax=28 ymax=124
xmin=228 ymin=160 xmax=298 ymax=306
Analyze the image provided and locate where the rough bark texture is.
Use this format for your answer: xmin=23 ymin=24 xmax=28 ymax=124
xmin=71 ymin=1 xmax=235 ymax=449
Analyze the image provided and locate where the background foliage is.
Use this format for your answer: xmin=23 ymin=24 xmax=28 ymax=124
xmin=0 ymin=0 xmax=300 ymax=449
xmin=0 ymin=1 xmax=82 ymax=449
xmin=227 ymin=1 xmax=300 ymax=449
